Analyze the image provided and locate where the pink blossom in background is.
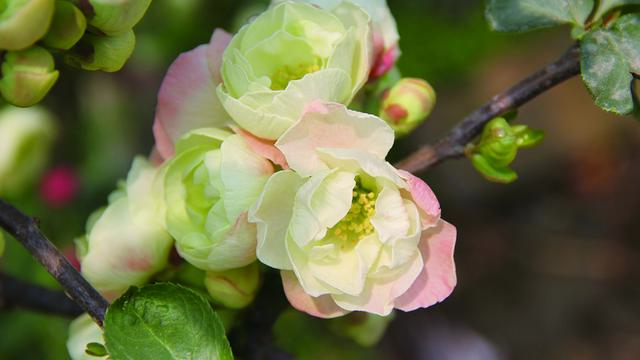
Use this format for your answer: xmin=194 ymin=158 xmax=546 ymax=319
xmin=40 ymin=166 xmax=80 ymax=207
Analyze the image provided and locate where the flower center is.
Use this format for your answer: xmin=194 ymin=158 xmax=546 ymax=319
xmin=270 ymin=62 xmax=321 ymax=91
xmin=329 ymin=179 xmax=378 ymax=249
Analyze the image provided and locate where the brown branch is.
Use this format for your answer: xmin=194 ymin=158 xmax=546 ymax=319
xmin=396 ymin=43 xmax=581 ymax=174
xmin=0 ymin=273 xmax=83 ymax=317
xmin=0 ymin=199 xmax=109 ymax=326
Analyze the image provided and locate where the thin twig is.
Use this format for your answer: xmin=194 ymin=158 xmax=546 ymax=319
xmin=0 ymin=199 xmax=109 ymax=326
xmin=396 ymin=43 xmax=581 ymax=174
xmin=0 ymin=273 xmax=83 ymax=317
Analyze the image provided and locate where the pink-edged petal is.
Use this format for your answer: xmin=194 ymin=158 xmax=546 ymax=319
xmin=206 ymin=29 xmax=233 ymax=82
xmin=331 ymin=251 xmax=423 ymax=316
xmin=153 ymin=29 xmax=233 ymax=160
xmin=398 ymin=170 xmax=441 ymax=229
xmin=281 ymin=270 xmax=350 ymax=319
xmin=148 ymin=146 xmax=164 ymax=166
xmin=394 ymin=220 xmax=457 ymax=312
xmin=232 ymin=126 xmax=289 ymax=169
xmin=276 ymin=101 xmax=394 ymax=176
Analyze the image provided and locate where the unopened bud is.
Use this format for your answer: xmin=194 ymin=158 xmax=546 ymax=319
xmin=0 ymin=105 xmax=57 ymax=196
xmin=0 ymin=47 xmax=59 ymax=107
xmin=467 ymin=117 xmax=544 ymax=183
xmin=86 ymin=0 xmax=152 ymax=35
xmin=204 ymin=262 xmax=260 ymax=309
xmin=0 ymin=0 xmax=55 ymax=50
xmin=42 ymin=1 xmax=87 ymax=50
xmin=64 ymin=29 xmax=135 ymax=72
xmin=379 ymin=78 xmax=436 ymax=136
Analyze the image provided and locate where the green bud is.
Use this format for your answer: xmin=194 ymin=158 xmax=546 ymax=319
xmin=86 ymin=0 xmax=152 ymax=35
xmin=0 ymin=0 xmax=55 ymax=50
xmin=379 ymin=78 xmax=436 ymax=136
xmin=42 ymin=1 xmax=87 ymax=50
xmin=467 ymin=117 xmax=544 ymax=184
xmin=204 ymin=262 xmax=260 ymax=309
xmin=0 ymin=46 xmax=59 ymax=106
xmin=64 ymin=29 xmax=135 ymax=72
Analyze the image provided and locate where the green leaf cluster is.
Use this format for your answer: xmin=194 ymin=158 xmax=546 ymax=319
xmin=486 ymin=0 xmax=640 ymax=116
xmin=467 ymin=117 xmax=544 ymax=183
xmin=103 ymin=283 xmax=233 ymax=360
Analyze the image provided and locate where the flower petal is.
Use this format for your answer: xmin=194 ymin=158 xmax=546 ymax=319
xmin=317 ymin=148 xmax=406 ymax=188
xmin=281 ymin=270 xmax=350 ymax=318
xmin=153 ymin=29 xmax=232 ymax=159
xmin=276 ymin=102 xmax=394 ymax=176
xmin=331 ymin=251 xmax=423 ymax=316
xmin=398 ymin=170 xmax=441 ymax=229
xmin=232 ymin=127 xmax=289 ymax=169
xmin=250 ymin=170 xmax=305 ymax=270
xmin=394 ymin=220 xmax=457 ymax=312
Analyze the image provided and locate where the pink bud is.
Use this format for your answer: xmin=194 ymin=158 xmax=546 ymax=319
xmin=370 ymin=45 xmax=399 ymax=80
xmin=40 ymin=165 xmax=79 ymax=207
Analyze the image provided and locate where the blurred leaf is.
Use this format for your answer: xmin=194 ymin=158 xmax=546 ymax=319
xmin=581 ymin=14 xmax=640 ymax=115
xmin=594 ymin=0 xmax=640 ymax=20
xmin=274 ymin=309 xmax=377 ymax=360
xmin=104 ymin=283 xmax=233 ymax=360
xmin=486 ymin=0 xmax=594 ymax=32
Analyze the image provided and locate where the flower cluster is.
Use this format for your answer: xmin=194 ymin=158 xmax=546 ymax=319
xmin=0 ymin=0 xmax=150 ymax=106
xmin=76 ymin=0 xmax=456 ymax=322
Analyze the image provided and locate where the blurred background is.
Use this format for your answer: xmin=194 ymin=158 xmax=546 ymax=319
xmin=1 ymin=0 xmax=639 ymax=359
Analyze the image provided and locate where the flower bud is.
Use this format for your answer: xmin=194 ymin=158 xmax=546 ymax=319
xmin=467 ymin=117 xmax=544 ymax=183
xmin=86 ymin=0 xmax=152 ymax=35
xmin=66 ymin=314 xmax=103 ymax=360
xmin=64 ymin=30 xmax=135 ymax=72
xmin=42 ymin=1 xmax=87 ymax=50
xmin=204 ymin=262 xmax=260 ymax=309
xmin=0 ymin=47 xmax=59 ymax=106
xmin=78 ymin=157 xmax=173 ymax=298
xmin=0 ymin=105 xmax=56 ymax=196
xmin=0 ymin=0 xmax=55 ymax=50
xmin=379 ymin=78 xmax=436 ymax=136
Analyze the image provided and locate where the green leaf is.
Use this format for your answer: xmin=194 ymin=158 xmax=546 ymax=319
xmin=85 ymin=342 xmax=108 ymax=357
xmin=581 ymin=14 xmax=640 ymax=115
xmin=594 ymin=0 xmax=640 ymax=21
xmin=104 ymin=283 xmax=233 ymax=360
xmin=486 ymin=0 xmax=595 ymax=32
xmin=470 ymin=154 xmax=519 ymax=183
xmin=512 ymin=125 xmax=545 ymax=147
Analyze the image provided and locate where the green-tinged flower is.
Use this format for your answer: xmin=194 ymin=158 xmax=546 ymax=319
xmin=379 ymin=78 xmax=436 ymax=136
xmin=85 ymin=0 xmax=152 ymax=35
xmin=0 ymin=105 xmax=56 ymax=196
xmin=467 ymin=117 xmax=544 ymax=183
xmin=217 ymin=1 xmax=372 ymax=140
xmin=204 ymin=262 xmax=260 ymax=309
xmin=272 ymin=0 xmax=400 ymax=78
xmin=0 ymin=0 xmax=55 ymax=50
xmin=0 ymin=46 xmax=59 ymax=106
xmin=67 ymin=314 xmax=104 ymax=360
xmin=64 ymin=29 xmax=135 ymax=72
xmin=162 ymin=128 xmax=275 ymax=271
xmin=77 ymin=157 xmax=173 ymax=298
xmin=251 ymin=102 xmax=457 ymax=317
xmin=42 ymin=1 xmax=87 ymax=50
xmin=329 ymin=312 xmax=394 ymax=347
